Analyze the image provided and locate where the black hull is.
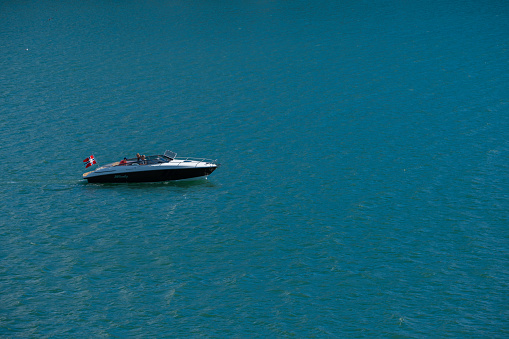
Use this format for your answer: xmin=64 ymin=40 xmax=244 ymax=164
xmin=86 ymin=167 xmax=216 ymax=183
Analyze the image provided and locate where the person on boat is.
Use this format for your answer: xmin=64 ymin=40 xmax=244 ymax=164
xmin=136 ymin=153 xmax=141 ymax=162
xmin=119 ymin=157 xmax=127 ymax=165
xmin=141 ymin=155 xmax=146 ymax=164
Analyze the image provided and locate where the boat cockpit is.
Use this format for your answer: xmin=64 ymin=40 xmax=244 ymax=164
xmin=119 ymin=155 xmax=172 ymax=166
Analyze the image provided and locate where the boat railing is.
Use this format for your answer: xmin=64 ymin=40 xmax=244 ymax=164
xmin=174 ymin=157 xmax=218 ymax=167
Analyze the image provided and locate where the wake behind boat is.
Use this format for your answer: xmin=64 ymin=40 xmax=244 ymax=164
xmin=83 ymin=150 xmax=218 ymax=183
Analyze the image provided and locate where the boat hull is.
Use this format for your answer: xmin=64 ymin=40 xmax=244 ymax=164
xmin=86 ymin=166 xmax=216 ymax=183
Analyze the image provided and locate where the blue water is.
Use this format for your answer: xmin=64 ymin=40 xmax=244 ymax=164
xmin=1 ymin=0 xmax=508 ymax=337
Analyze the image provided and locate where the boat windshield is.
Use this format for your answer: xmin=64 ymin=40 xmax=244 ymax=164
xmin=144 ymin=155 xmax=170 ymax=164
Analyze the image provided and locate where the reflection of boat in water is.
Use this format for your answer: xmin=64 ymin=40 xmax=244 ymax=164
xmin=83 ymin=150 xmax=218 ymax=183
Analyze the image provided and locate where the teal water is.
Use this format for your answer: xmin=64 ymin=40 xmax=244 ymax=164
xmin=1 ymin=0 xmax=508 ymax=337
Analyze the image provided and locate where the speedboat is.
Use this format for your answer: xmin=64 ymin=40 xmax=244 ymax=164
xmin=83 ymin=150 xmax=218 ymax=183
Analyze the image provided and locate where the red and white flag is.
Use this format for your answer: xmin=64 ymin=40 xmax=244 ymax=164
xmin=83 ymin=155 xmax=97 ymax=168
